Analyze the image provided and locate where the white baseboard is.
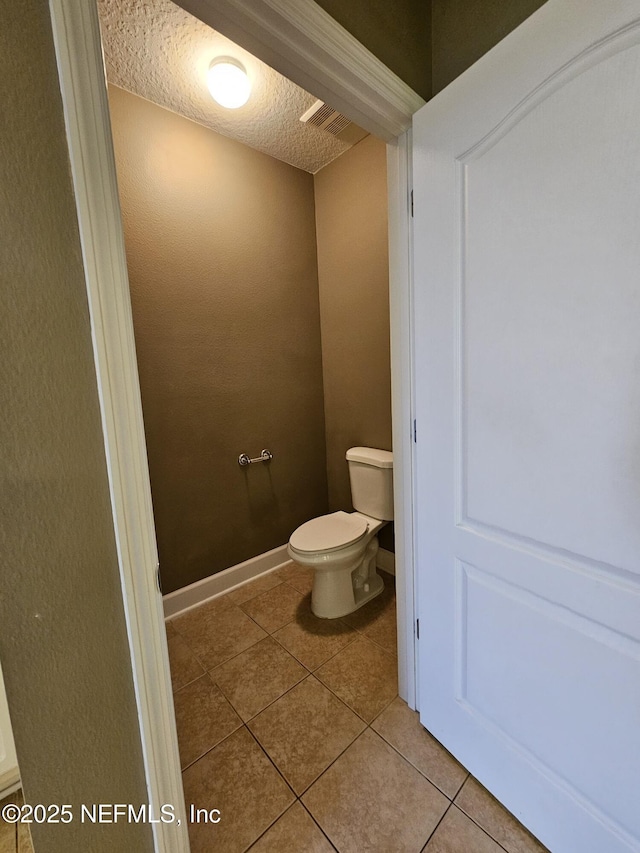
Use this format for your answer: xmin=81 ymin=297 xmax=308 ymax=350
xmin=0 ymin=768 xmax=21 ymax=800
xmin=377 ymin=547 xmax=396 ymax=576
xmin=164 ymin=543 xmax=397 ymax=619
xmin=163 ymin=544 xmax=290 ymax=619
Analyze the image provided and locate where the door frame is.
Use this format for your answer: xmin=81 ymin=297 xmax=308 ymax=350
xmin=48 ymin=1 xmax=423 ymax=850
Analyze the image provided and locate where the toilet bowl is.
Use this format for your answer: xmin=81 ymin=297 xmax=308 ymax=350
xmin=287 ymin=447 xmax=393 ymax=618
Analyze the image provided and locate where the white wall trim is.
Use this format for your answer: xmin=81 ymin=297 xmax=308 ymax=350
xmin=377 ymin=547 xmax=396 ymax=576
xmin=163 ymin=545 xmax=290 ymax=619
xmin=177 ymin=0 xmax=424 ymax=141
xmin=164 ymin=544 xmax=398 ymax=619
xmin=387 ymin=130 xmax=417 ymax=709
xmin=0 ymin=770 xmax=21 ymax=801
xmin=49 ymin=3 xmax=189 ymax=851
xmin=48 ymin=2 xmax=418 ymax=848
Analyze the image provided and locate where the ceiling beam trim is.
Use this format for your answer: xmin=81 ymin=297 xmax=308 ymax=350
xmin=177 ymin=0 xmax=425 ymax=141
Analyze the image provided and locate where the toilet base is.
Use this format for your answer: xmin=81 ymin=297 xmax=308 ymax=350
xmin=311 ymin=537 xmax=384 ymax=619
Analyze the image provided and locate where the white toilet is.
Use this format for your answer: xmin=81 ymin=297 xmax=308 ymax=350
xmin=288 ymin=447 xmax=393 ymax=618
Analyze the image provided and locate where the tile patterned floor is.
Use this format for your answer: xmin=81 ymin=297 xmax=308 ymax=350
xmin=167 ymin=563 xmax=550 ymax=853
xmin=0 ymin=790 xmax=35 ymax=853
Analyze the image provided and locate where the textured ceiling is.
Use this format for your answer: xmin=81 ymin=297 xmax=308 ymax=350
xmin=97 ymin=0 xmax=356 ymax=173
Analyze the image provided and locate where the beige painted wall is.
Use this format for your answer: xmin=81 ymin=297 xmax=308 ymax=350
xmin=314 ymin=0 xmax=431 ymax=100
xmin=0 ymin=3 xmax=152 ymax=851
xmin=313 ymin=136 xmax=393 ymax=550
xmin=109 ymin=86 xmax=328 ymax=594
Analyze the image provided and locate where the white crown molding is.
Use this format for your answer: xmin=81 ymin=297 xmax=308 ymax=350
xmin=49 ymin=2 xmax=189 ymax=850
xmin=177 ymin=0 xmax=425 ymax=140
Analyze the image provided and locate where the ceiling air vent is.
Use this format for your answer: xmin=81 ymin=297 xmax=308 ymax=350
xmin=300 ymin=99 xmax=368 ymax=146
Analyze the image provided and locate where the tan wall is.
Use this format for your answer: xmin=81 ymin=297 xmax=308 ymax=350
xmin=431 ymin=0 xmax=548 ymax=94
xmin=108 ymin=86 xmax=328 ymax=594
xmin=314 ymin=0 xmax=431 ymax=100
xmin=0 ymin=4 xmax=152 ymax=851
xmin=313 ymin=136 xmax=393 ymax=549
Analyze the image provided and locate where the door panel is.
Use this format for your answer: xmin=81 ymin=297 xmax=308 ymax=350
xmin=412 ymin=2 xmax=640 ymax=851
xmin=462 ymin=40 xmax=640 ymax=569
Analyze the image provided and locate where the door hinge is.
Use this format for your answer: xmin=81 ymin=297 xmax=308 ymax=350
xmin=413 ymin=419 xmax=417 ymax=443
xmin=410 ymin=189 xmax=414 ymax=217
xmin=416 ymin=618 xmax=420 ymax=640
xmin=156 ymin=563 xmax=162 ymax=595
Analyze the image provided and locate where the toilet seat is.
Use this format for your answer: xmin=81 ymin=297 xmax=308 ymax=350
xmin=290 ymin=511 xmax=369 ymax=554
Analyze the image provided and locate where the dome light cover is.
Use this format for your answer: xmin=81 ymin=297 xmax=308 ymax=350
xmin=207 ymin=57 xmax=251 ymax=109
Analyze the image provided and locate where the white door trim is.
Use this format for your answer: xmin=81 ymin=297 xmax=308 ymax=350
xmin=48 ymin=1 xmax=420 ymax=849
xmin=49 ymin=3 xmax=188 ymax=851
xmin=387 ymin=129 xmax=417 ymax=708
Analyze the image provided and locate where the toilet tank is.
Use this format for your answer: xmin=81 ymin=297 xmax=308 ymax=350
xmin=346 ymin=447 xmax=394 ymax=521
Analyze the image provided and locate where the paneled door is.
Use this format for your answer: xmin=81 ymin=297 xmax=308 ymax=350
xmin=412 ymin=2 xmax=640 ymax=851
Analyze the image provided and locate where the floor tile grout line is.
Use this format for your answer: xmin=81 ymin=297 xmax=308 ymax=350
xmin=174 ymin=596 xmax=397 ymax=726
xmin=369 ymin=721 xmax=467 ymax=801
xmin=168 ymin=563 xmax=297 ymax=620
xmin=453 ymin=780 xmax=550 ymax=852
xmin=171 ymin=594 xmax=398 ymax=709
xmin=308 ymin=633 xmax=360 ymax=674
xmin=172 ymin=668 xmax=217 ymax=699
xmin=172 ymin=582 xmax=406 ymax=847
xmin=242 ymin=723 xmax=299 ymax=800
xmin=299 ymin=721 xmax=449 ymax=845
xmin=182 ymin=720 xmax=297 ymax=852
xmin=269 ymin=619 xmax=360 ymax=672
xmin=294 ymin=725 xmax=370 ymax=800
xmin=451 ymin=799 xmax=526 ymax=853
xmin=170 ymin=578 xmax=395 ymax=671
xmin=170 ymin=578 xmax=545 ymax=853
xmin=227 ymin=572 xmax=295 ymax=607
xmin=419 ymin=800 xmax=455 ymax=852
xmin=178 ymin=716 xmax=244 ymax=774
xmin=175 ymin=621 xmax=392 ymax=729
xmin=239 ymin=663 xmax=392 ymax=745
xmin=169 ymin=670 xmax=206 ymax=695
xmin=180 ymin=720 xmax=534 ymax=853
xmin=242 ymin=670 xmax=314 ymax=726
xmin=212 ymin=668 xmax=308 ymax=727
xmin=245 ymin=674 xmax=370 ymax=797
xmin=299 ymin=800 xmax=340 ymax=851
xmin=171 ymin=602 xmax=272 ymax=672
xmin=239 ymin=798 xmax=296 ymax=853
xmin=210 ymin=632 xmax=305 ymax=672
xmin=238 ymin=583 xmax=309 ymax=634
xmin=169 ymin=628 xmax=265 ymax=672
xmin=362 ymin=722 xmax=462 ymax=803
xmin=311 ymin=668 xmax=398 ymax=728
xmin=239 ymin=798 xmax=293 ymax=853
xmin=451 ymin=771 xmax=471 ymax=801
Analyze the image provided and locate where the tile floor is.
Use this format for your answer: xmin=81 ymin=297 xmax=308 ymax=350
xmin=0 ymin=790 xmax=35 ymax=853
xmin=167 ymin=563 xmax=550 ymax=853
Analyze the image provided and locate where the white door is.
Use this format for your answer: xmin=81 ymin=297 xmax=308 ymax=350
xmin=412 ymin=2 xmax=640 ymax=851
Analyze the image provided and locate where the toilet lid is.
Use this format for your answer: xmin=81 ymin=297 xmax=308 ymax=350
xmin=290 ymin=511 xmax=369 ymax=553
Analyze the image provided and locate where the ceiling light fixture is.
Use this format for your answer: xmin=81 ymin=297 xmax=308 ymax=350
xmin=207 ymin=57 xmax=251 ymax=109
